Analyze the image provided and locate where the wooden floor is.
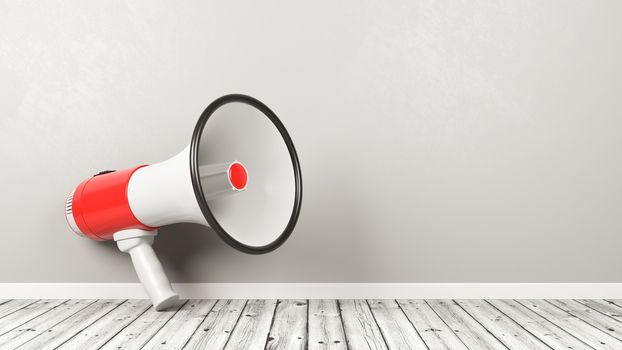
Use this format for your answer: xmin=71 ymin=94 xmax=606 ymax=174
xmin=1 ymin=300 xmax=622 ymax=349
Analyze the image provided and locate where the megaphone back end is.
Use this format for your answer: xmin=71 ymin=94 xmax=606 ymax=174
xmin=65 ymin=166 xmax=157 ymax=241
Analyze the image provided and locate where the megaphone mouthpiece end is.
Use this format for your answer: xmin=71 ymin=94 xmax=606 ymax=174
xmin=228 ymin=161 xmax=248 ymax=191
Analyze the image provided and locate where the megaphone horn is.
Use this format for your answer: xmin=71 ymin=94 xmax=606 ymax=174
xmin=65 ymin=94 xmax=302 ymax=310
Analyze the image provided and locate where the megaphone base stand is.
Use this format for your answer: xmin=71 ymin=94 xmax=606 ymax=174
xmin=114 ymin=229 xmax=180 ymax=311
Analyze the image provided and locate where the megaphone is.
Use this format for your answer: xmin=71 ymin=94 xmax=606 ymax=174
xmin=65 ymin=94 xmax=302 ymax=310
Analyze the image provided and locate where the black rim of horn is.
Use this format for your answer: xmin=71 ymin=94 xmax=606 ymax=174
xmin=189 ymin=94 xmax=303 ymax=254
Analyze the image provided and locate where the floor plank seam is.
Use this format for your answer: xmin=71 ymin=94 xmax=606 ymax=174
xmin=576 ymin=299 xmax=622 ymax=325
xmin=263 ymin=299 xmax=280 ymax=350
xmin=335 ymin=299 xmax=350 ymax=350
xmin=395 ymin=299 xmax=430 ymax=350
xmin=451 ymin=300 xmax=510 ymax=350
xmin=513 ymin=299 xmax=599 ymax=350
xmin=137 ymin=299 xmax=189 ymax=350
xmin=364 ymin=299 xmax=389 ymax=349
xmin=604 ymin=300 xmax=622 ymax=310
xmin=0 ymin=299 xmax=41 ymax=322
xmin=180 ymin=299 xmax=219 ymax=350
xmin=0 ymin=299 xmax=69 ymax=338
xmin=95 ymin=300 xmax=153 ymax=350
xmin=220 ymin=299 xmax=248 ymax=350
xmin=14 ymin=299 xmax=98 ymax=349
xmin=305 ymin=299 xmax=309 ymax=350
xmin=422 ymin=300 xmax=470 ymax=350
xmin=543 ymin=299 xmax=622 ymax=343
xmin=483 ymin=299 xmax=555 ymax=350
xmin=53 ymin=299 xmax=128 ymax=350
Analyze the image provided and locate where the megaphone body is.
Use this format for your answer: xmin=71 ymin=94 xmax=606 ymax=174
xmin=65 ymin=94 xmax=302 ymax=311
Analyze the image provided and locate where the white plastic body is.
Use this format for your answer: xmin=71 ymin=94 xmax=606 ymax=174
xmin=114 ymin=229 xmax=179 ymax=311
xmin=127 ymin=146 xmax=208 ymax=227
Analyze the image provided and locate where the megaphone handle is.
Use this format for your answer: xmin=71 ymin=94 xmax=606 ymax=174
xmin=114 ymin=229 xmax=179 ymax=311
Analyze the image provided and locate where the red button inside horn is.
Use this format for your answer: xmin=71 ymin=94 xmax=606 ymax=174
xmin=229 ymin=162 xmax=248 ymax=190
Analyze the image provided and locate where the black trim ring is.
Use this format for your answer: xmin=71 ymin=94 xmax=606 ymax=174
xmin=189 ymin=94 xmax=303 ymax=254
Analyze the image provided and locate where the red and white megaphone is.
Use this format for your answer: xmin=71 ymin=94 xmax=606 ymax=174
xmin=65 ymin=94 xmax=302 ymax=310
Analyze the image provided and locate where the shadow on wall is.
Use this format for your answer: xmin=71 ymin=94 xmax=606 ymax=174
xmin=92 ymin=161 xmax=379 ymax=283
xmin=295 ymin=177 xmax=381 ymax=282
xmin=155 ymin=223 xmax=223 ymax=281
xmin=94 ymin=223 xmax=221 ymax=283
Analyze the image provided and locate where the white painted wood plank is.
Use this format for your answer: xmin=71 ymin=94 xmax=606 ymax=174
xmin=184 ymin=299 xmax=247 ymax=350
xmin=100 ymin=300 xmax=186 ymax=350
xmin=142 ymin=299 xmax=217 ymax=349
xmin=605 ymin=300 xmax=622 ymax=309
xmin=56 ymin=299 xmax=151 ymax=349
xmin=367 ymin=299 xmax=427 ymax=349
xmin=0 ymin=300 xmax=39 ymax=320
xmin=0 ymin=300 xmax=93 ymax=349
xmin=456 ymin=300 xmax=549 ymax=349
xmin=426 ymin=300 xmax=505 ymax=349
xmin=338 ymin=299 xmax=387 ymax=350
xmin=0 ymin=299 xmax=67 ymax=336
xmin=224 ymin=299 xmax=278 ymax=350
xmin=577 ymin=300 xmax=622 ymax=323
xmin=225 ymin=299 xmax=277 ymax=349
xmin=309 ymin=299 xmax=347 ymax=350
xmin=547 ymin=299 xmax=622 ymax=342
xmin=16 ymin=299 xmax=124 ymax=350
xmin=0 ymin=300 xmax=9 ymax=306
xmin=397 ymin=299 xmax=467 ymax=350
xmin=8 ymin=298 xmax=622 ymax=350
xmin=488 ymin=299 xmax=590 ymax=350
xmin=517 ymin=299 xmax=621 ymax=350
xmin=266 ymin=299 xmax=308 ymax=350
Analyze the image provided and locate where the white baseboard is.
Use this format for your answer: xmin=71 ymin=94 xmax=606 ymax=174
xmin=1 ymin=283 xmax=622 ymax=299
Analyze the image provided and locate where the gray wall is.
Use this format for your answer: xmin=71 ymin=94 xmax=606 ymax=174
xmin=1 ymin=0 xmax=621 ymax=283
